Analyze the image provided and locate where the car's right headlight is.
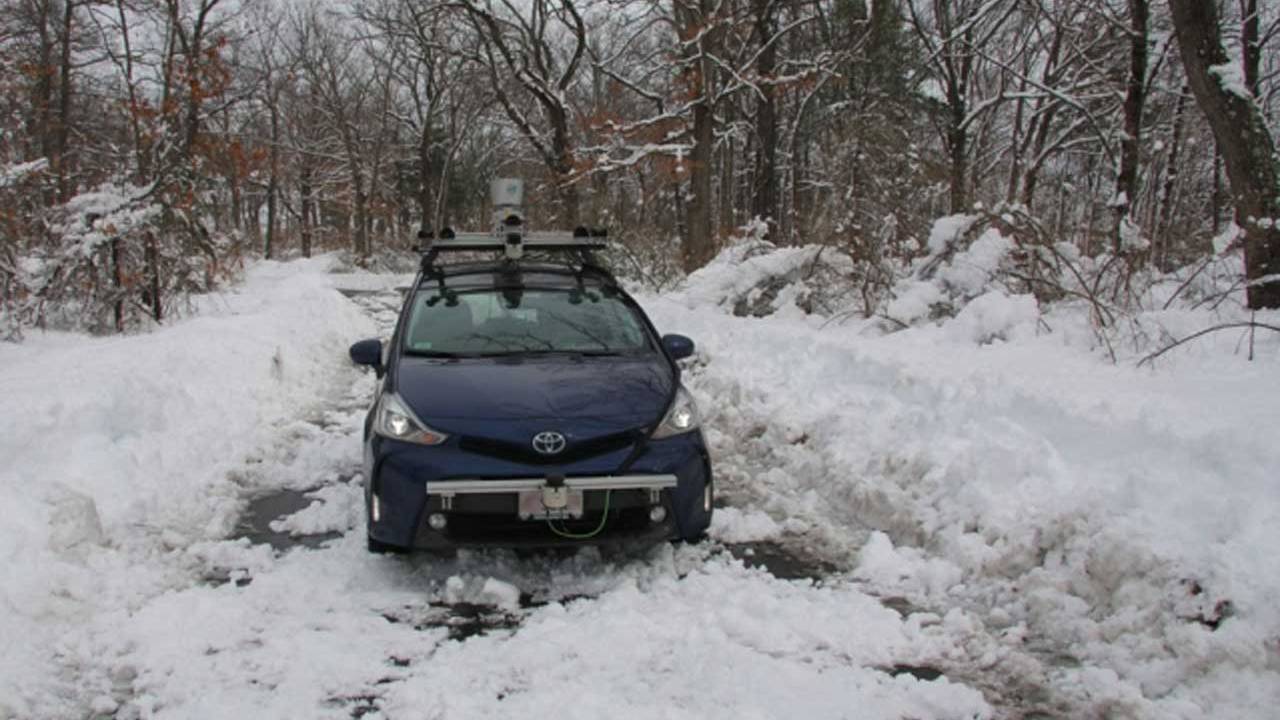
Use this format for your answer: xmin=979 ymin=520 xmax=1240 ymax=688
xmin=374 ymin=392 xmax=448 ymax=445
xmin=651 ymin=386 xmax=701 ymax=439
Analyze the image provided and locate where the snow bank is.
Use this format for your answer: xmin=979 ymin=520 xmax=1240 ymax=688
xmin=0 ymin=256 xmax=376 ymax=718
xmin=644 ymin=283 xmax=1280 ymax=717
xmin=886 ymin=225 xmax=1025 ymax=330
xmin=671 ymin=228 xmax=855 ymax=319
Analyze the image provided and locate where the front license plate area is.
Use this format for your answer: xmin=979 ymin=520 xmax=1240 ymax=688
xmin=517 ymin=487 xmax=584 ymax=520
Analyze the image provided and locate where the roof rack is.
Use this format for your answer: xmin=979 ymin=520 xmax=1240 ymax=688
xmin=417 ymin=178 xmax=611 ymax=279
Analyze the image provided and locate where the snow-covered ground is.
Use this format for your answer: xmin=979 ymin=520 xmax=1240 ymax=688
xmin=1 ymin=255 xmax=1277 ymax=719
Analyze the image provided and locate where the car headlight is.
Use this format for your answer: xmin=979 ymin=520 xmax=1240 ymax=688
xmin=651 ymin=386 xmax=701 ymax=439
xmin=374 ymin=392 xmax=448 ymax=445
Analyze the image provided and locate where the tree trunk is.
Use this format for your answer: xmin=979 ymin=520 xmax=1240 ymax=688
xmin=946 ymin=85 xmax=968 ymax=214
xmin=353 ymin=176 xmax=369 ymax=262
xmin=1156 ymin=86 xmax=1189 ymax=265
xmin=145 ymin=230 xmax=162 ymax=322
xmin=718 ymin=114 xmax=735 ymax=238
xmin=1112 ymin=0 xmax=1148 ymax=252
xmin=54 ymin=0 xmax=76 ymax=201
xmin=676 ymin=0 xmax=717 ymax=271
xmin=229 ymin=172 xmax=242 ymax=235
xmin=1211 ymin=145 xmax=1223 ymax=235
xmin=1170 ymin=0 xmax=1280 ymax=309
xmin=300 ymin=164 xmax=314 ymax=258
xmin=1006 ymin=78 xmax=1026 ymax=204
xmin=31 ymin=3 xmax=55 ymax=168
xmin=265 ymin=104 xmax=280 ymax=258
xmin=751 ymin=0 xmax=778 ymax=237
xmin=111 ymin=237 xmax=124 ymax=332
xmin=418 ymin=122 xmax=434 ymax=236
xmin=549 ymin=106 xmax=579 ymax=226
xmin=1240 ymin=0 xmax=1260 ymax=97
xmin=685 ymin=98 xmax=715 ymax=271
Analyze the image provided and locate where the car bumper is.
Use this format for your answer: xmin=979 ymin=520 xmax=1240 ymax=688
xmin=364 ymin=431 xmax=713 ymax=550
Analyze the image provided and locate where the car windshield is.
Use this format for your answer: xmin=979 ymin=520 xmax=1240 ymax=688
xmin=403 ymin=287 xmax=651 ymax=356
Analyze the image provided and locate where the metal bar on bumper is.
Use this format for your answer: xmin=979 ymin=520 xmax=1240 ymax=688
xmin=426 ymin=475 xmax=677 ymax=496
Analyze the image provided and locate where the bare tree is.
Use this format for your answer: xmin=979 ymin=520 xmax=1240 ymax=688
xmin=908 ymin=0 xmax=1015 ymax=214
xmin=453 ymin=0 xmax=588 ymax=225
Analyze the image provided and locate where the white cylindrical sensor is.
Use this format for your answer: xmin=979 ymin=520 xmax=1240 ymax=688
xmin=491 ymin=178 xmax=524 ymax=208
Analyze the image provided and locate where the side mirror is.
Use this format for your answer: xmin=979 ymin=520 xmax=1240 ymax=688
xmin=661 ymin=334 xmax=695 ymax=361
xmin=349 ymin=339 xmax=384 ymax=376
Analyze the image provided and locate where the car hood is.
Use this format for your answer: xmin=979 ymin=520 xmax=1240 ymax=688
xmin=394 ymin=355 xmax=673 ymax=429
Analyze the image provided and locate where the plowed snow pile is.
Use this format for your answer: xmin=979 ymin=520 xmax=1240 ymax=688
xmin=0 ymin=257 xmax=377 ymax=717
xmin=650 ymin=241 xmax=1280 ymax=717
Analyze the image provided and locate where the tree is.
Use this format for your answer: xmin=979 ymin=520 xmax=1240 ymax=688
xmin=453 ymin=0 xmax=589 ymax=225
xmin=908 ymin=0 xmax=1015 ymax=214
xmin=1169 ymin=0 xmax=1280 ymax=309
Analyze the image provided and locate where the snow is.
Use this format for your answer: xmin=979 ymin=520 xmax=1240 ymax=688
xmin=1212 ymin=222 xmax=1242 ymax=254
xmin=644 ymin=276 xmax=1280 ymax=717
xmin=1209 ymin=62 xmax=1252 ymax=100
xmin=918 ymin=77 xmax=948 ymax=105
xmin=674 ymin=232 xmax=818 ymax=310
xmin=936 ymin=228 xmax=1014 ymax=296
xmin=268 ymin=481 xmax=364 ymax=537
xmin=944 ymin=290 xmax=1039 ymax=344
xmin=3 ymin=252 xmax=1279 ymax=719
xmin=0 ymin=158 xmax=48 ymax=188
xmin=927 ymin=214 xmax=980 ymax=255
xmin=887 ymin=226 xmax=1018 ymax=326
xmin=0 ymin=255 xmax=376 ymax=718
xmin=708 ymin=506 xmax=784 ymax=543
xmin=1119 ymin=215 xmax=1151 ymax=252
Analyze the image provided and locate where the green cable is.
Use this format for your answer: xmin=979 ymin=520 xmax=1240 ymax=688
xmin=547 ymin=490 xmax=611 ymax=539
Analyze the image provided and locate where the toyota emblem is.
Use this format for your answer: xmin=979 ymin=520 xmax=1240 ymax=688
xmin=531 ymin=431 xmax=567 ymax=455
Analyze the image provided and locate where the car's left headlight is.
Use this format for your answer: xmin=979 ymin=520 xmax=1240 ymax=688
xmin=374 ymin=392 xmax=448 ymax=446
xmin=651 ymin=386 xmax=701 ymax=439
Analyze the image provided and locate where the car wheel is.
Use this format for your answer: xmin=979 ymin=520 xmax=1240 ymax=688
xmin=366 ymin=535 xmax=408 ymax=554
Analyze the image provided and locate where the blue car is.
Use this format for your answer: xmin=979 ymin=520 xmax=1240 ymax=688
xmin=349 ymin=235 xmax=713 ymax=553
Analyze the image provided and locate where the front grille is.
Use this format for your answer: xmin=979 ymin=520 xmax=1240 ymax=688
xmin=459 ymin=429 xmax=642 ymax=465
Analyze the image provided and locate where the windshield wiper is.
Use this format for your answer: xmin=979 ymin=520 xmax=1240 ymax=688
xmin=403 ymin=349 xmax=465 ymax=358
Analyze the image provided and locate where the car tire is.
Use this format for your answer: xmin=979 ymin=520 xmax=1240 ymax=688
xmin=366 ymin=535 xmax=408 ymax=554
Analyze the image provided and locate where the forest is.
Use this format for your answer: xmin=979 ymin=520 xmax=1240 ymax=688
xmin=1 ymin=0 xmax=1277 ymax=335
